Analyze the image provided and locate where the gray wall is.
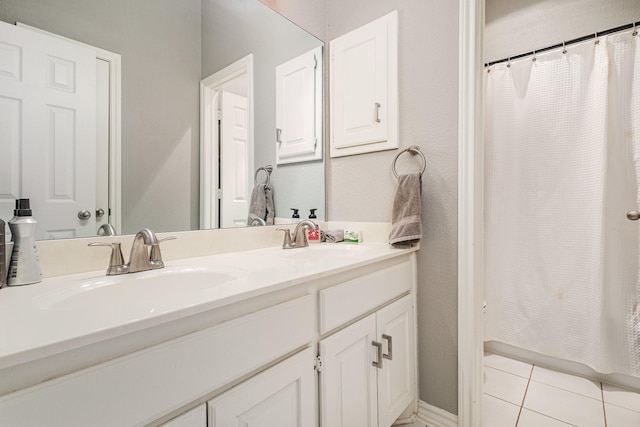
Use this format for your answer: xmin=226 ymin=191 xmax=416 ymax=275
xmin=0 ymin=0 xmax=202 ymax=234
xmin=485 ymin=0 xmax=640 ymax=63
xmin=266 ymin=0 xmax=461 ymax=414
xmin=202 ymin=0 xmax=326 ymax=221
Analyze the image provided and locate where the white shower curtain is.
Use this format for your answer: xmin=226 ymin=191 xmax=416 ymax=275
xmin=484 ymin=28 xmax=640 ymax=377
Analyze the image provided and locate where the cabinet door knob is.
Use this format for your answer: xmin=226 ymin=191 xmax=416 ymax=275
xmin=372 ymin=340 xmax=383 ymax=369
xmin=382 ymin=334 xmax=393 ymax=361
xmin=78 ymin=209 xmax=92 ymax=220
xmin=627 ymin=211 xmax=640 ymax=221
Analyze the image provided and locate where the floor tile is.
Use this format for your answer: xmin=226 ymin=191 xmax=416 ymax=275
xmin=602 ymin=383 xmax=640 ymax=413
xmin=523 ymin=381 xmax=605 ymax=427
xmin=530 ymin=366 xmax=602 ymax=400
xmin=484 ymin=366 xmax=530 ymax=406
xmin=517 ymin=409 xmax=576 ymax=427
xmin=483 ymin=393 xmax=520 ymax=427
xmin=605 ymin=403 xmax=640 ymax=427
xmin=484 ymin=352 xmax=534 ymax=378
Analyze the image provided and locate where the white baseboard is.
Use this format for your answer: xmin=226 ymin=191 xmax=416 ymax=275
xmin=416 ymin=400 xmax=458 ymax=427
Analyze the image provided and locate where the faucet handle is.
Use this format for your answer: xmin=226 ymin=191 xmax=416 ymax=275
xmin=88 ymin=242 xmax=129 ymax=275
xmin=149 ymin=236 xmax=176 ymax=269
xmin=276 ymin=228 xmax=294 ymax=249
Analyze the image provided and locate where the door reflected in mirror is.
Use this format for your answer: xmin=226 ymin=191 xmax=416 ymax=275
xmin=0 ymin=0 xmax=325 ymax=241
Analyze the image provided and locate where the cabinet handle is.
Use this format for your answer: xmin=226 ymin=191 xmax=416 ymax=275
xmin=372 ymin=340 xmax=383 ymax=369
xmin=382 ymin=334 xmax=393 ymax=361
xmin=276 ymin=128 xmax=282 ymax=143
xmin=374 ymin=102 xmax=381 ymax=123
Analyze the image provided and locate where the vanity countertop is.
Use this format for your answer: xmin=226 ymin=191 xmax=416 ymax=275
xmin=0 ymin=242 xmax=417 ymax=372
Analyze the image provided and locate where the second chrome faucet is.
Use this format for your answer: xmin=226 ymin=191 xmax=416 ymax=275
xmin=89 ymin=228 xmax=176 ymax=275
xmin=277 ymin=220 xmax=319 ymax=249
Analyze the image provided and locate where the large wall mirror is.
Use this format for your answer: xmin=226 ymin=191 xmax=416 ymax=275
xmin=0 ymin=0 xmax=325 ymax=241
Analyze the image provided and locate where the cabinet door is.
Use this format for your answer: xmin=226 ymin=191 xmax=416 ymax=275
xmin=329 ymin=11 xmax=397 ymax=157
xmin=160 ymin=405 xmax=206 ymax=427
xmin=208 ymin=348 xmax=315 ymax=427
xmin=319 ymin=314 xmax=379 ymax=427
xmin=376 ymin=295 xmax=416 ymax=427
xmin=275 ymin=46 xmax=322 ymax=164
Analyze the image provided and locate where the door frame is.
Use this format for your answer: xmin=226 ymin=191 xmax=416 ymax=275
xmin=457 ymin=0 xmax=485 ymax=426
xmin=200 ymin=54 xmax=254 ymax=229
xmin=16 ymin=23 xmax=122 ymax=235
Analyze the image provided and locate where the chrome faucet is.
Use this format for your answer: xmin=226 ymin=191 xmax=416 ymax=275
xmin=89 ymin=228 xmax=176 ymax=275
xmin=277 ymin=220 xmax=319 ymax=249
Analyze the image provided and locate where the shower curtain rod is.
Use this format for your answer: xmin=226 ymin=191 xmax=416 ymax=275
xmin=485 ymin=20 xmax=640 ymax=67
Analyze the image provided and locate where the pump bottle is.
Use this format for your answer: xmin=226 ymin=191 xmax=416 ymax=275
xmin=7 ymin=199 xmax=42 ymax=286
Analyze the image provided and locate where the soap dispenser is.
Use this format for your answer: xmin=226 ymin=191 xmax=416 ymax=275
xmin=7 ymin=199 xmax=42 ymax=286
xmin=306 ymin=208 xmax=320 ymax=243
xmin=290 ymin=208 xmax=300 ymax=224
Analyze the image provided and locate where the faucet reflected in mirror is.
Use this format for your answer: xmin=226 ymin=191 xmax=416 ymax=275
xmin=88 ymin=229 xmax=176 ymax=275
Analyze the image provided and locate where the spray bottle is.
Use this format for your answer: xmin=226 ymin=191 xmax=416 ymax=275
xmin=7 ymin=199 xmax=42 ymax=286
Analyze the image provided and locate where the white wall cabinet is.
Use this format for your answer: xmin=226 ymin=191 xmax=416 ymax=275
xmin=320 ymin=295 xmax=415 ymax=427
xmin=330 ymin=11 xmax=398 ymax=158
xmin=275 ymin=46 xmax=323 ymax=164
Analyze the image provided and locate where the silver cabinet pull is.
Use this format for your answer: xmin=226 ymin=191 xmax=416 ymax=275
xmin=627 ymin=211 xmax=640 ymax=221
xmin=374 ymin=102 xmax=381 ymax=123
xmin=96 ymin=208 xmax=105 ymax=218
xmin=78 ymin=209 xmax=92 ymax=220
xmin=382 ymin=334 xmax=393 ymax=360
xmin=372 ymin=340 xmax=383 ymax=369
xmin=276 ymin=128 xmax=282 ymax=143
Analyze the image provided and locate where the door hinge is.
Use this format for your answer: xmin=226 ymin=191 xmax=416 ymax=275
xmin=314 ymin=54 xmax=318 ymax=70
xmin=217 ymin=109 xmax=222 ymax=120
xmin=216 ymin=189 xmax=222 ymax=199
xmin=314 ymin=355 xmax=322 ymax=373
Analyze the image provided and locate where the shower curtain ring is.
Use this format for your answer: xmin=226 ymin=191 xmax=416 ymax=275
xmin=562 ymin=41 xmax=567 ymax=54
xmin=532 ymin=50 xmax=537 ymax=62
xmin=507 ymin=57 xmax=511 ymax=68
xmin=594 ymin=32 xmax=600 ymax=45
xmin=633 ymin=22 xmax=638 ymax=37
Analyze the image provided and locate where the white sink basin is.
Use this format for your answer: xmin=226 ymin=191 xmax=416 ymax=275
xmin=34 ymin=266 xmax=245 ymax=313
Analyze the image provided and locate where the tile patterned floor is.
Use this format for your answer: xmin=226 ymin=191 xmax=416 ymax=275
xmin=483 ymin=352 xmax=640 ymax=426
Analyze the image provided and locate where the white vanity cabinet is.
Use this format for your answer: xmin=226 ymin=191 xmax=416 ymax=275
xmin=319 ymin=295 xmax=415 ymax=427
xmin=160 ymin=405 xmax=207 ymax=427
xmin=0 ymin=246 xmax=417 ymax=427
xmin=207 ymin=348 xmax=315 ymax=426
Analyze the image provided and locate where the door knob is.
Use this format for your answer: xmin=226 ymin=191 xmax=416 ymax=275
xmin=627 ymin=211 xmax=640 ymax=221
xmin=78 ymin=209 xmax=92 ymax=220
xmin=96 ymin=208 xmax=105 ymax=218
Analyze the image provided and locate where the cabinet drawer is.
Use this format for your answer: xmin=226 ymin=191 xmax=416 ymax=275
xmin=0 ymin=295 xmax=314 ymax=427
xmin=319 ymin=258 xmax=412 ymax=334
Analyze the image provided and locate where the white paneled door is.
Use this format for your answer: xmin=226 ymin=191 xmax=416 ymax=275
xmin=0 ymin=21 xmax=96 ymax=239
xmin=220 ymin=90 xmax=249 ymax=228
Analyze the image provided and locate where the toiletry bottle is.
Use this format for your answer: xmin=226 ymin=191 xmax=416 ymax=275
xmin=306 ymin=208 xmax=320 ymax=243
xmin=7 ymin=199 xmax=42 ymax=286
xmin=0 ymin=218 xmax=5 ymax=288
xmin=290 ymin=208 xmax=300 ymax=224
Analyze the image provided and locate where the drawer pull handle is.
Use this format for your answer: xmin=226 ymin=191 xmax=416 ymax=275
xmin=382 ymin=334 xmax=393 ymax=360
xmin=372 ymin=341 xmax=383 ymax=369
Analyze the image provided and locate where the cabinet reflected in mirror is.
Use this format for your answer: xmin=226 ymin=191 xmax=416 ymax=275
xmin=0 ymin=0 xmax=325 ymax=241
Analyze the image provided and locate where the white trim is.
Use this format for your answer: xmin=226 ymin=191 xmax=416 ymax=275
xmin=457 ymin=1 xmax=485 ymax=427
xmin=416 ymin=400 xmax=458 ymax=427
xmin=16 ymin=22 xmax=122 ymax=235
xmin=200 ymin=54 xmax=254 ymax=230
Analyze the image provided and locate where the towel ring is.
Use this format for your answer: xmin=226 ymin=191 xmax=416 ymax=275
xmin=254 ymin=165 xmax=273 ymax=188
xmin=392 ymin=146 xmax=426 ymax=179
